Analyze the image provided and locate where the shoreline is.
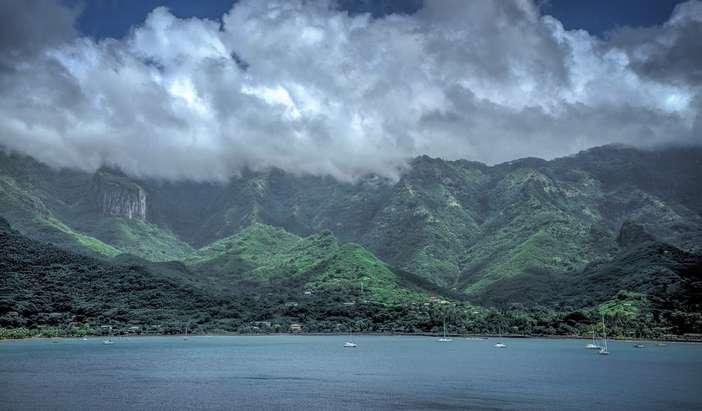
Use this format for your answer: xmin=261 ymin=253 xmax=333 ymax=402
xmin=3 ymin=332 xmax=701 ymax=344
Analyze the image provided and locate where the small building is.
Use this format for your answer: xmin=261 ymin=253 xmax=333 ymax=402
xmin=290 ymin=323 xmax=303 ymax=332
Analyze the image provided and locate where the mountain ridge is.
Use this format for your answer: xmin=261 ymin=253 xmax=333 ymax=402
xmin=1 ymin=144 xmax=701 ymax=297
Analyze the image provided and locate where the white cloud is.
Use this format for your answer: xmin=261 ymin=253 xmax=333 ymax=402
xmin=0 ymin=0 xmax=700 ymax=181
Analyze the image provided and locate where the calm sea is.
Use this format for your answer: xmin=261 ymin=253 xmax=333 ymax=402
xmin=1 ymin=336 xmax=700 ymax=410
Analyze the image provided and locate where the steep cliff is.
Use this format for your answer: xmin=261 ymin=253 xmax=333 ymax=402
xmin=75 ymin=169 xmax=194 ymax=261
xmin=92 ymin=169 xmax=147 ymax=221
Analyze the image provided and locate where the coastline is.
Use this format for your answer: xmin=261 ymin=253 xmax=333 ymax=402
xmin=3 ymin=332 xmax=701 ymax=344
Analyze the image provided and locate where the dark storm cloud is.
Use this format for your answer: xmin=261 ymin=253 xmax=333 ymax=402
xmin=0 ymin=0 xmax=699 ymax=181
xmin=611 ymin=2 xmax=702 ymax=86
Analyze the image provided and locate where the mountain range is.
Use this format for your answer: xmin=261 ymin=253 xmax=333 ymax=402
xmin=1 ymin=144 xmax=701 ymax=336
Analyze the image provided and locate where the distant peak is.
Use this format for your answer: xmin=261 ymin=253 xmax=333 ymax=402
xmin=495 ymin=157 xmax=548 ymax=169
xmin=574 ymin=143 xmax=640 ymax=157
xmin=595 ymin=143 xmax=637 ymax=151
xmin=410 ymin=154 xmax=442 ymax=165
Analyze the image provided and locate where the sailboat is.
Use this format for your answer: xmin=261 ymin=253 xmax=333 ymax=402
xmin=494 ymin=327 xmax=507 ymax=348
xmin=344 ymin=327 xmax=357 ymax=347
xmin=184 ymin=324 xmax=189 ymax=341
xmin=585 ymin=328 xmax=601 ymax=349
xmin=103 ymin=326 xmax=115 ymax=345
xmin=438 ymin=318 xmax=452 ymax=342
xmin=598 ymin=314 xmax=609 ymax=355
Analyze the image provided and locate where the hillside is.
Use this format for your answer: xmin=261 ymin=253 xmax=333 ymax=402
xmin=1 ymin=145 xmax=701 ymax=302
xmin=0 ymin=218 xmax=474 ymax=336
xmin=0 ymin=173 xmax=120 ymax=257
xmin=471 ymin=220 xmax=702 ymax=334
xmin=0 ymin=156 xmax=193 ymax=260
xmin=186 ymin=223 xmax=442 ymax=304
xmin=2 ymin=214 xmax=700 ymax=337
xmin=0 ymin=217 xmax=237 ymax=336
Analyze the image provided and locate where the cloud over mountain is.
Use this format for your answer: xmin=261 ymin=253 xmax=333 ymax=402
xmin=0 ymin=0 xmax=700 ymax=181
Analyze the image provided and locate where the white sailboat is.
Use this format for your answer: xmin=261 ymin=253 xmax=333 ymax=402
xmin=103 ymin=326 xmax=114 ymax=345
xmin=344 ymin=328 xmax=357 ymax=347
xmin=438 ymin=318 xmax=452 ymax=342
xmin=599 ymin=314 xmax=609 ymax=355
xmin=494 ymin=327 xmax=506 ymax=348
xmin=585 ymin=328 xmax=600 ymax=349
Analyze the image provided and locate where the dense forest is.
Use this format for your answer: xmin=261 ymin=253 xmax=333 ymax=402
xmin=1 ymin=146 xmax=701 ymax=339
xmin=1 ymin=216 xmax=700 ymax=340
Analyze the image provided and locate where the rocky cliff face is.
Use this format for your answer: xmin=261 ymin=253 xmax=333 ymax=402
xmin=92 ymin=170 xmax=147 ymax=221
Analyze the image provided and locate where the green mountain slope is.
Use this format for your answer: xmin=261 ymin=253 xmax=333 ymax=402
xmin=471 ymin=222 xmax=702 ymax=335
xmin=358 ymin=148 xmax=702 ymax=290
xmin=187 ymin=224 xmax=437 ymax=304
xmin=456 ymin=165 xmax=617 ymax=294
xmin=0 ymin=154 xmax=192 ymax=260
xmin=0 ymin=174 xmax=120 ymax=257
xmin=0 ymin=218 xmax=236 ymax=335
xmin=72 ymin=216 xmax=194 ymax=261
xmin=187 ymin=223 xmax=300 ymax=268
xmin=0 ymin=218 xmax=472 ymax=336
xmin=358 ymin=157 xmax=486 ymax=286
xmin=1 ymin=145 xmax=701 ymax=301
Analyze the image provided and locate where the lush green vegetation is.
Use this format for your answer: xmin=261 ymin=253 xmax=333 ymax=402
xmin=75 ymin=216 xmax=194 ymax=261
xmin=187 ymin=224 xmax=433 ymax=304
xmin=0 ymin=218 xmax=243 ymax=336
xmin=0 ymin=175 xmax=120 ymax=257
xmin=472 ymin=237 xmax=702 ymax=336
xmin=2 ymin=217 xmax=700 ymax=339
xmin=187 ymin=223 xmax=300 ymax=267
xmin=0 ymin=156 xmax=193 ymax=260
xmin=1 ymin=146 xmax=701 ymax=338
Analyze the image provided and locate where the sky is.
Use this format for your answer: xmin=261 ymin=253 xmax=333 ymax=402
xmin=0 ymin=0 xmax=700 ymax=181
